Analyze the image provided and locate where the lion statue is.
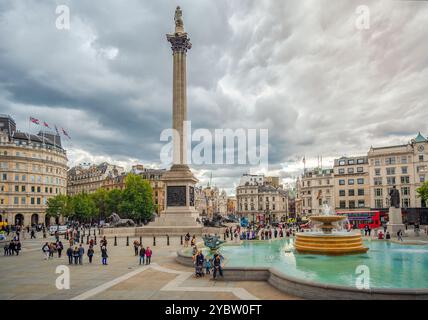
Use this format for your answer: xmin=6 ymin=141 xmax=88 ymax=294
xmin=107 ymin=213 xmax=135 ymax=227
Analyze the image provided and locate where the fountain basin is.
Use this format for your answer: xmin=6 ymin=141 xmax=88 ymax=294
xmin=295 ymin=232 xmax=368 ymax=255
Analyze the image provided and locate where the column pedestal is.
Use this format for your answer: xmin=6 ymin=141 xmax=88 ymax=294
xmin=387 ymin=207 xmax=405 ymax=235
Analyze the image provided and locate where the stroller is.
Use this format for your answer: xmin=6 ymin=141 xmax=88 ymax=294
xmin=195 ymin=263 xmax=204 ymax=277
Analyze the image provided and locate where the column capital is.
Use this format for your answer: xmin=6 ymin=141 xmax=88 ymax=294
xmin=166 ymin=32 xmax=192 ymax=53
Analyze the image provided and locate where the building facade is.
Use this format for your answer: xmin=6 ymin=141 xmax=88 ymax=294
xmin=236 ymin=174 xmax=288 ymax=224
xmin=67 ymin=162 xmax=124 ymax=196
xmin=194 ymin=185 xmax=228 ymax=218
xmin=0 ymin=115 xmax=68 ymax=227
xmin=334 ymin=156 xmax=370 ymax=211
xmin=300 ymin=168 xmax=334 ymax=215
xmin=368 ymin=133 xmax=428 ymax=210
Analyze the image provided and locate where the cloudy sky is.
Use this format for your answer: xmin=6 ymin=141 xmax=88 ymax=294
xmin=1 ymin=0 xmax=428 ymax=195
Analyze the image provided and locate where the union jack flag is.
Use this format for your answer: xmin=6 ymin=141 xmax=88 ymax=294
xmin=30 ymin=117 xmax=40 ymax=125
xmin=43 ymin=121 xmax=50 ymax=129
xmin=62 ymin=128 xmax=71 ymax=139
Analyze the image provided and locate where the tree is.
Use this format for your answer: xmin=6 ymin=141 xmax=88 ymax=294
xmin=106 ymin=189 xmax=123 ymax=215
xmin=416 ymin=181 xmax=428 ymax=205
xmin=46 ymin=194 xmax=72 ymax=219
xmin=91 ymin=188 xmax=108 ymax=220
xmin=119 ymin=173 xmax=154 ymax=222
xmin=72 ymin=193 xmax=97 ymax=222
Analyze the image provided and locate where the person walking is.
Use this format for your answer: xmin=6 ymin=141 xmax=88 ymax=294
xmin=204 ymin=258 xmax=212 ymax=275
xmin=66 ymin=246 xmax=73 ymax=264
xmin=87 ymin=245 xmax=94 ymax=264
xmin=133 ymin=240 xmax=139 ymax=256
xmin=139 ymin=245 xmax=146 ymax=265
xmin=101 ymin=246 xmax=108 ymax=265
xmin=191 ymin=235 xmax=196 ymax=247
xmin=73 ymin=246 xmax=79 ymax=265
xmin=3 ymin=243 xmax=9 ymax=256
xmin=184 ymin=233 xmax=190 ymax=247
xmin=78 ymin=244 xmax=84 ymax=265
xmin=42 ymin=242 xmax=50 ymax=260
xmin=145 ymin=246 xmax=152 ymax=265
xmin=30 ymin=229 xmax=36 ymax=239
xmin=397 ymin=229 xmax=403 ymax=242
xmin=15 ymin=241 xmax=21 ymax=255
xmin=57 ymin=241 xmax=64 ymax=258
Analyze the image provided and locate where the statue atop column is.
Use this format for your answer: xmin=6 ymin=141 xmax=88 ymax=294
xmin=174 ymin=6 xmax=184 ymax=33
xmin=389 ymin=185 xmax=400 ymax=208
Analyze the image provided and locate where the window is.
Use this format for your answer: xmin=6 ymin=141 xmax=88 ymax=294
xmin=1 ymin=173 xmax=6 ymax=181
xmin=349 ymin=200 xmax=355 ymax=209
xmin=21 ymin=185 xmax=26 ymax=192
xmin=419 ymin=155 xmax=424 ymax=162
xmin=37 ymin=198 xmax=41 ymax=205
xmin=374 ymin=177 xmax=382 ymax=185
xmin=339 ymin=160 xmax=346 ymax=166
xmin=14 ymin=197 xmax=19 ymax=205
xmin=318 ymin=198 xmax=322 ymax=206
xmin=348 ymin=189 xmax=355 ymax=196
xmin=339 ymin=190 xmax=345 ymax=196
xmin=357 ymin=167 xmax=363 ymax=173
xmin=375 ymin=188 xmax=382 ymax=197
xmin=21 ymin=197 xmax=26 ymax=205
xmin=358 ymin=200 xmax=365 ymax=208
xmin=357 ymin=178 xmax=364 ymax=184
xmin=339 ymin=201 xmax=346 ymax=209
xmin=374 ymin=159 xmax=381 ymax=166
xmin=348 ymin=168 xmax=354 ymax=174
xmin=31 ymin=197 xmax=35 ymax=205
xmin=401 ymin=176 xmax=410 ymax=184
xmin=15 ymin=174 xmax=19 ymax=182
xmin=348 ymin=159 xmax=355 ymax=165
xmin=385 ymin=157 xmax=396 ymax=165
xmin=357 ymin=159 xmax=364 ymax=164
xmin=15 ymin=185 xmax=19 ymax=192
xmin=375 ymin=168 xmax=381 ymax=176
xmin=420 ymin=175 xmax=426 ymax=183
xmin=37 ymin=186 xmax=41 ymax=193
xmin=387 ymin=177 xmax=396 ymax=185
xmin=417 ymin=166 xmax=425 ymax=173
xmin=338 ymin=168 xmax=345 ymax=174
xmin=402 ymin=198 xmax=410 ymax=208
xmin=401 ymin=187 xmax=410 ymax=196
xmin=401 ymin=156 xmax=407 ymax=164
xmin=358 ymin=189 xmax=364 ymax=196
xmin=348 ymin=179 xmax=354 ymax=185
xmin=339 ymin=179 xmax=345 ymax=185
xmin=401 ymin=167 xmax=408 ymax=174
xmin=375 ymin=199 xmax=383 ymax=208
xmin=386 ymin=167 xmax=395 ymax=175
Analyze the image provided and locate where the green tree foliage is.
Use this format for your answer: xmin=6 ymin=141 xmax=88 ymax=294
xmin=46 ymin=194 xmax=73 ymax=219
xmin=416 ymin=181 xmax=428 ymax=204
xmin=71 ymin=193 xmax=97 ymax=221
xmin=106 ymin=188 xmax=123 ymax=215
xmin=119 ymin=173 xmax=154 ymax=222
xmin=90 ymin=188 xmax=108 ymax=219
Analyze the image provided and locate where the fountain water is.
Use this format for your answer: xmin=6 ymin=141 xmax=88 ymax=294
xmin=295 ymin=203 xmax=368 ymax=255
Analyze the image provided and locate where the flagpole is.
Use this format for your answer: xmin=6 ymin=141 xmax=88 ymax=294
xmin=28 ymin=118 xmax=30 ymax=144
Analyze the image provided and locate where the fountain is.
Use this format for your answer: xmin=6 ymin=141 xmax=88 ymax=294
xmin=295 ymin=204 xmax=368 ymax=255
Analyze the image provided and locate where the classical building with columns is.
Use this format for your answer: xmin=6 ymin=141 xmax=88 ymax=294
xmin=0 ymin=114 xmax=68 ymax=227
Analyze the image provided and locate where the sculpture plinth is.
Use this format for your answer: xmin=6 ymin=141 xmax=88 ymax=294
xmin=387 ymin=207 xmax=405 ymax=235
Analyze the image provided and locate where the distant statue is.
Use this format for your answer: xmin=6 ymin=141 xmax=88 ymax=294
xmin=389 ymin=186 xmax=400 ymax=209
xmin=203 ymin=234 xmax=224 ymax=251
xmin=174 ymin=6 xmax=184 ymax=31
xmin=107 ymin=213 xmax=135 ymax=227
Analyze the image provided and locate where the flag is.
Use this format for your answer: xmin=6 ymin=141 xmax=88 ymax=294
xmin=302 ymin=156 xmax=306 ymax=165
xmin=62 ymin=128 xmax=71 ymax=139
xmin=54 ymin=125 xmax=60 ymax=136
xmin=30 ymin=117 xmax=40 ymax=125
xmin=43 ymin=121 xmax=50 ymax=129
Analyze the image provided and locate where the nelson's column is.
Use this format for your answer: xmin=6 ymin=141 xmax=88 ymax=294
xmin=144 ymin=6 xmax=202 ymax=234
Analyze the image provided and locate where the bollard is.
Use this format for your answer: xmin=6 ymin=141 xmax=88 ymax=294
xmin=98 ymin=228 xmax=101 ymax=235
xmin=93 ymin=229 xmax=96 ymax=236
xmin=153 ymin=236 xmax=156 ymax=246
xmin=114 ymin=236 xmax=117 ymax=246
xmin=180 ymin=235 xmax=183 ymax=245
xmin=167 ymin=235 xmax=170 ymax=246
xmin=231 ymin=232 xmax=233 ymax=241
xmin=94 ymin=235 xmax=97 ymax=245
xmin=81 ymin=235 xmax=84 ymax=243
xmin=64 ymin=232 xmax=67 ymax=240
xmin=139 ymin=236 xmax=142 ymax=245
xmin=83 ymin=230 xmax=85 ymax=237
xmin=126 ymin=236 xmax=129 ymax=246
xmin=86 ymin=235 xmax=89 ymax=245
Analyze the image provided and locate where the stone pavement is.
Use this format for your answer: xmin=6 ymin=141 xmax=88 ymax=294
xmin=0 ymin=233 xmax=298 ymax=300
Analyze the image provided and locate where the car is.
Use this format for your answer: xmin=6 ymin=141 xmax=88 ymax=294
xmin=49 ymin=225 xmax=68 ymax=235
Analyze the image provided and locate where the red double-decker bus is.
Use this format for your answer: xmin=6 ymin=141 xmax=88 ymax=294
xmin=336 ymin=210 xmax=382 ymax=229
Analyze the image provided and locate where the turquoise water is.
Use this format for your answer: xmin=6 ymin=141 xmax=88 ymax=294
xmin=220 ymin=239 xmax=428 ymax=289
